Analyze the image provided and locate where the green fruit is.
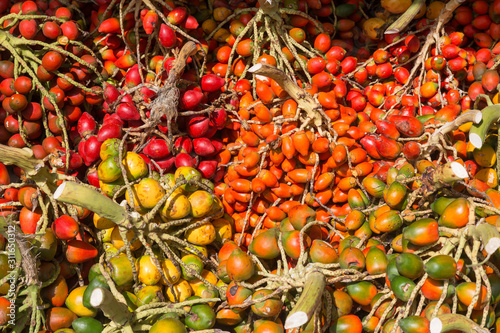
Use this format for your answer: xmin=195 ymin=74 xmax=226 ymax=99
xmin=107 ymin=253 xmax=134 ymax=288
xmin=335 ymin=3 xmax=357 ymax=17
xmin=396 ymin=253 xmax=424 ymax=280
xmin=150 ymin=318 xmax=187 ymax=333
xmin=100 ymin=138 xmax=121 ymax=160
xmin=82 ymin=275 xmax=109 ymax=309
xmin=424 ymin=255 xmax=457 ymax=280
xmin=391 ymin=276 xmax=416 ymax=301
xmin=185 ymin=304 xmax=216 ymax=330
xmin=181 ymin=255 xmax=204 ymax=281
xmin=430 ymin=197 xmax=455 ymax=216
xmin=398 ymin=316 xmax=429 ymax=333
xmin=88 ymin=264 xmax=102 ymax=282
xmin=72 ymin=317 xmax=104 ymax=333
xmin=386 ymin=256 xmax=400 ymax=282
xmin=98 ymin=156 xmax=122 ymax=183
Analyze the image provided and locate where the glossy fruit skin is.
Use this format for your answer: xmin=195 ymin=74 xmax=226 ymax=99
xmin=41 ymin=275 xmax=68 ymax=307
xmin=424 ymin=255 xmax=457 ymax=280
xmin=438 ymin=198 xmax=469 ymax=228
xmin=391 ymin=276 xmax=416 ymax=301
xmin=396 ymin=253 xmax=424 ymax=280
xmin=71 ymin=317 xmax=104 ymax=333
xmin=46 ymin=307 xmax=78 ymax=331
xmin=82 ymin=275 xmax=109 ymax=309
xmin=65 ymin=286 xmax=97 ymax=317
xmin=149 ymin=318 xmax=187 ymax=333
xmin=456 ymin=282 xmax=488 ymax=310
xmin=249 ymin=228 xmax=279 ymax=259
xmin=365 ymin=246 xmax=388 ymax=275
xmin=346 ymin=281 xmax=377 ymax=306
xmin=403 ymin=218 xmax=439 ymax=246
xmin=185 ymin=303 xmax=216 ymax=330
xmin=251 ymin=289 xmax=282 ymax=317
xmin=398 ymin=316 xmax=430 ymax=333
xmin=52 ymin=215 xmax=79 ymax=240
xmin=227 ymin=247 xmax=254 ymax=281
xmin=339 ymin=247 xmax=366 ymax=272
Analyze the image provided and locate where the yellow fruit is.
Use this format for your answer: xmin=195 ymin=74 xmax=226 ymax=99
xmin=65 ymin=286 xmax=97 ymax=317
xmin=362 ymin=18 xmax=385 ymax=40
xmin=213 ymin=7 xmax=232 ymax=21
xmin=185 ymin=245 xmax=209 ymax=257
xmin=185 ymin=221 xmax=216 ymax=245
xmin=212 ymin=218 xmax=233 ymax=244
xmin=100 ymin=228 xmax=114 ymax=243
xmin=189 ymin=191 xmax=214 ymax=218
xmin=166 ymin=279 xmax=193 ymax=302
xmin=161 ymin=259 xmax=181 ymax=285
xmin=137 ymin=255 xmax=162 ymax=286
xmin=201 ymin=18 xmax=217 ymax=35
xmin=160 ymin=190 xmax=191 ymax=221
xmin=213 ymin=28 xmax=231 ymax=43
xmin=189 ymin=269 xmax=218 ymax=293
xmin=123 ymin=152 xmax=148 ymax=181
xmin=111 ymin=226 xmax=142 ymax=251
xmin=473 ymin=144 xmax=496 ymax=167
xmin=415 ymin=3 xmax=426 ymax=18
xmin=475 ymin=168 xmax=498 ymax=188
xmin=426 ymin=1 xmax=445 ymax=20
xmin=135 ymin=178 xmax=165 ymax=209
xmin=125 ymin=184 xmax=148 ymax=214
xmin=93 ymin=213 xmax=116 ymax=230
xmin=381 ymin=0 xmax=412 ymax=14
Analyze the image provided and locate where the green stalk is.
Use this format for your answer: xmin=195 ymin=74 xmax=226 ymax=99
xmin=469 ymin=223 xmax=500 ymax=264
xmin=430 ymin=314 xmax=489 ymax=333
xmin=284 ymin=271 xmax=325 ymax=329
xmin=54 ymin=181 xmax=133 ymax=226
xmin=469 ymin=104 xmax=500 ymax=149
xmin=385 ymin=0 xmax=425 ymax=34
xmin=90 ymin=287 xmax=133 ymax=333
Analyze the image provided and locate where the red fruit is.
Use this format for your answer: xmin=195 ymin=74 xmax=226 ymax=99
xmin=42 ymin=21 xmax=61 ymax=39
xmin=60 ymin=150 xmax=83 ymax=170
xmin=175 ymin=137 xmax=193 ymax=153
xmin=193 ymin=137 xmax=216 ymax=156
xmin=210 ymin=108 xmax=227 ymax=129
xmin=82 ymin=136 xmax=102 ymax=166
xmin=97 ymin=123 xmax=122 ymax=142
xmin=52 ymin=215 xmax=79 ymax=240
xmin=42 ymin=51 xmax=65 ymax=72
xmin=198 ymin=160 xmax=217 ymax=179
xmin=403 ymin=141 xmax=421 ymax=160
xmin=374 ymin=135 xmax=402 ymax=160
xmin=66 ymin=240 xmax=98 ymax=264
xmin=99 ymin=17 xmax=121 ymax=33
xmin=20 ymin=207 xmax=42 ymax=234
xmin=60 ymin=21 xmax=79 ymax=40
xmin=340 ymin=56 xmax=357 ymax=73
xmin=388 ymin=115 xmax=424 ymax=137
xmin=116 ymin=102 xmax=141 ymax=121
xmin=142 ymin=10 xmax=159 ymax=34
xmin=77 ymin=112 xmax=96 ymax=138
xmin=187 ymin=116 xmax=210 ymax=137
xmin=143 ymin=138 xmax=170 ymax=159
xmin=19 ymin=19 xmax=37 ymax=39
xmin=326 ymin=46 xmax=346 ymax=61
xmin=0 ymin=162 xmax=9 ymax=185
xmin=182 ymin=15 xmax=199 ymax=30
xmin=181 ymin=90 xmax=204 ymax=109
xmin=103 ymin=82 xmax=120 ymax=103
xmin=481 ymin=69 xmax=500 ymax=92
xmin=167 ymin=7 xmax=188 ymax=25
xmin=175 ymin=153 xmax=195 ymax=168
xmin=159 ymin=24 xmax=176 ymax=48
xmin=201 ymin=74 xmax=225 ymax=92
xmin=14 ymin=76 xmax=32 ymax=94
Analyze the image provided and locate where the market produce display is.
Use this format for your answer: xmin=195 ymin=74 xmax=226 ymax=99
xmin=3 ymin=0 xmax=500 ymax=332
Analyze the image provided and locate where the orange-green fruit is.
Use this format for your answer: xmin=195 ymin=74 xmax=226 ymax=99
xmin=188 ymin=191 xmax=214 ymax=217
xmin=65 ymin=286 xmax=97 ymax=317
